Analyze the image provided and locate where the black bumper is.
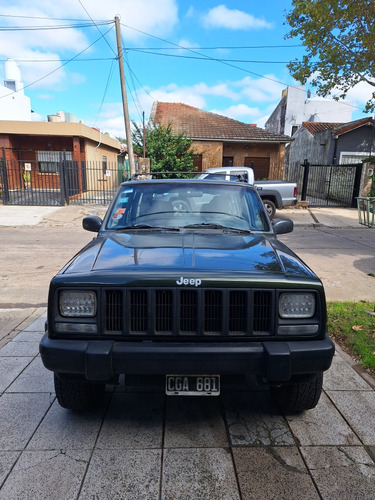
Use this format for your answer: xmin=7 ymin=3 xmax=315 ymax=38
xmin=39 ymin=333 xmax=335 ymax=383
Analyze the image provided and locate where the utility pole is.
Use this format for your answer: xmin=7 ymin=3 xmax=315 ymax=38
xmin=114 ymin=16 xmax=136 ymax=176
xmin=142 ymin=111 xmax=146 ymax=158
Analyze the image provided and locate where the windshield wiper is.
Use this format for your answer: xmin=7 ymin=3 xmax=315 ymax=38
xmin=183 ymin=223 xmax=252 ymax=234
xmin=116 ymin=224 xmax=180 ymax=231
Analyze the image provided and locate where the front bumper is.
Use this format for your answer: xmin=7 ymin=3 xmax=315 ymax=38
xmin=39 ymin=333 xmax=335 ymax=383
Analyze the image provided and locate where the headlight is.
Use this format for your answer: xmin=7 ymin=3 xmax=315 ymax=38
xmin=59 ymin=290 xmax=97 ymax=317
xmin=279 ymin=293 xmax=315 ymax=319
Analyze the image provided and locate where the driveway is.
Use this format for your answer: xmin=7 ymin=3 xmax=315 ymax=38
xmin=0 ymin=311 xmax=375 ymax=500
xmin=0 ymin=204 xmax=375 ymax=499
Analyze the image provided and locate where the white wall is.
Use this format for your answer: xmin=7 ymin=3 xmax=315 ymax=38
xmin=0 ymin=59 xmax=31 ymax=121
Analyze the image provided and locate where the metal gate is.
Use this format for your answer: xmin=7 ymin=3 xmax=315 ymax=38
xmin=291 ymin=161 xmax=363 ymax=208
xmin=0 ymin=148 xmax=123 ymax=206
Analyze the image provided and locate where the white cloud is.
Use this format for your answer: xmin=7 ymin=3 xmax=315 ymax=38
xmin=0 ymin=0 xmax=179 ymax=92
xmin=210 ymin=104 xmax=262 ymax=122
xmin=235 ymin=75 xmax=284 ymax=103
xmin=202 ymin=5 xmax=272 ymax=30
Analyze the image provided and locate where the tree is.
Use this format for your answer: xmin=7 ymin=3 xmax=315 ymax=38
xmin=132 ymin=121 xmax=197 ymax=178
xmin=284 ymin=0 xmax=375 ymax=111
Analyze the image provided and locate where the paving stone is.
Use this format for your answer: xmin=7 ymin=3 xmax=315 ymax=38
xmin=0 ymin=451 xmax=20 ymax=487
xmin=223 ymin=391 xmax=295 ymax=446
xmin=96 ymin=392 xmax=164 ymax=449
xmin=286 ymin=392 xmax=360 ymax=446
xmin=327 ymin=390 xmax=375 ymax=445
xmin=79 ymin=449 xmax=161 ymax=500
xmin=12 ymin=331 xmax=44 ymax=343
xmin=300 ymin=446 xmax=375 ymax=500
xmin=0 ymin=356 xmax=33 ymax=393
xmin=161 ymin=448 xmax=240 ymax=500
xmin=164 ymin=396 xmax=228 ymax=448
xmin=27 ymin=399 xmax=107 ymax=451
xmin=233 ymin=447 xmax=320 ymax=500
xmin=22 ymin=313 xmax=47 ymax=332
xmin=0 ymin=393 xmax=53 ymax=450
xmin=6 ymin=357 xmax=54 ymax=393
xmin=324 ymin=352 xmax=373 ymax=391
xmin=0 ymin=449 xmax=90 ymax=500
xmin=0 ymin=339 xmax=40 ymax=357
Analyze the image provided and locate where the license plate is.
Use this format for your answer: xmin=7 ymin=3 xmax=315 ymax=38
xmin=166 ymin=375 xmax=220 ymax=396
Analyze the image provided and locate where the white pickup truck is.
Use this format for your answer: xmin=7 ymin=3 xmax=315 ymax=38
xmin=198 ymin=167 xmax=298 ymax=218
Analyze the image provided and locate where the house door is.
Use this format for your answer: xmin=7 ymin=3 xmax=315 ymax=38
xmin=244 ymin=157 xmax=270 ymax=180
xmin=223 ymin=156 xmax=234 ymax=167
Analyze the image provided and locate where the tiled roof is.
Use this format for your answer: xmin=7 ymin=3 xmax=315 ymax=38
xmin=303 ymin=118 xmax=375 ymax=136
xmin=302 ymin=122 xmax=343 ymax=135
xmin=151 ymin=102 xmax=292 ymax=143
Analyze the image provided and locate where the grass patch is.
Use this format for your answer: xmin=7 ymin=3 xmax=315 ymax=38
xmin=327 ymin=301 xmax=375 ymax=376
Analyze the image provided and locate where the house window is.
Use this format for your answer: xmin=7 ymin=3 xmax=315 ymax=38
xmin=223 ymin=156 xmax=234 ymax=167
xmin=37 ymin=151 xmax=72 ymax=173
xmin=291 ymin=125 xmax=299 ymax=136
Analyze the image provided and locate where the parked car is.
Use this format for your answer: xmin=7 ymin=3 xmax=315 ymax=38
xmin=198 ymin=167 xmax=298 ymax=218
xmin=40 ymin=178 xmax=334 ymax=412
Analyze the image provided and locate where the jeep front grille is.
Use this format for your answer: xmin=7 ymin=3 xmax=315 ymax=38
xmin=104 ymin=288 xmax=273 ymax=336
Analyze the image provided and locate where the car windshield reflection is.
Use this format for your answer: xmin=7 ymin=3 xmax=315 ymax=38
xmin=106 ymin=181 xmax=270 ymax=232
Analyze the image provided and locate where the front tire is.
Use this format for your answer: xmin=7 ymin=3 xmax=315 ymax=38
xmin=54 ymin=374 xmax=105 ymax=410
xmin=262 ymin=199 xmax=276 ymax=219
xmin=271 ymin=372 xmax=323 ymax=413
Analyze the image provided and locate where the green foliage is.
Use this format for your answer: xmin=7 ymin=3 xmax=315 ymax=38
xmin=327 ymin=301 xmax=375 ymax=371
xmin=132 ymin=121 xmax=197 ymax=178
xmin=285 ymin=0 xmax=375 ymax=111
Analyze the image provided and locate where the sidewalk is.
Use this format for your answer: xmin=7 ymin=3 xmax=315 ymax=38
xmin=0 ymin=312 xmax=375 ymax=499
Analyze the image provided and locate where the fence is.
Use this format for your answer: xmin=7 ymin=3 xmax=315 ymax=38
xmin=288 ymin=161 xmax=363 ymax=208
xmin=0 ymin=152 xmax=131 ymax=206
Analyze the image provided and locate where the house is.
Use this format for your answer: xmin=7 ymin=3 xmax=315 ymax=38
xmin=287 ymin=118 xmax=375 ymax=202
xmin=287 ymin=118 xmax=375 ymax=167
xmin=265 ymin=85 xmax=354 ymax=137
xmin=0 ymin=120 xmax=122 ymax=203
xmin=150 ymin=102 xmax=292 ymax=180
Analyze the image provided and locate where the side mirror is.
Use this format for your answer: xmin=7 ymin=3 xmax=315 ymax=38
xmin=82 ymin=215 xmax=102 ymax=233
xmin=272 ymin=217 xmax=294 ymax=235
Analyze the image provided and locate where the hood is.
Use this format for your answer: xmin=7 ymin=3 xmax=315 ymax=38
xmin=62 ymin=230 xmax=316 ymax=280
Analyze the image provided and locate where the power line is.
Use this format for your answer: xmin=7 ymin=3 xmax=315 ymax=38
xmin=129 ymin=49 xmax=290 ymax=64
xmin=92 ymin=58 xmax=116 ymax=127
xmin=128 ymin=44 xmax=303 ymax=50
xmin=0 ymin=21 xmax=112 ymax=31
xmin=0 ymin=14 xmax=108 ymax=22
xmin=77 ymin=0 xmax=116 ymax=56
xmin=0 ymin=24 xmax=115 ymax=99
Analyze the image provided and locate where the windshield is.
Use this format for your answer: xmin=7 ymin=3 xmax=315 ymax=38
xmin=106 ymin=181 xmax=269 ymax=232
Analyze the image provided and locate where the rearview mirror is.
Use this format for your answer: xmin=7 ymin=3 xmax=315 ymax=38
xmin=82 ymin=215 xmax=102 ymax=233
xmin=272 ymin=218 xmax=294 ymax=235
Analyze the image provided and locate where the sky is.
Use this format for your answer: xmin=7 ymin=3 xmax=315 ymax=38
xmin=0 ymin=0 xmax=373 ymax=139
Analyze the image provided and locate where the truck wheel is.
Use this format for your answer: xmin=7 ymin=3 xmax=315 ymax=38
xmin=262 ymin=199 xmax=276 ymax=219
xmin=54 ymin=373 xmax=105 ymax=410
xmin=271 ymin=372 xmax=323 ymax=413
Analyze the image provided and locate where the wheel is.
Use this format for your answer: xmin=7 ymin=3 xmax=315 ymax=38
xmin=54 ymin=373 xmax=105 ymax=410
xmin=172 ymin=199 xmax=190 ymax=212
xmin=262 ymin=199 xmax=276 ymax=219
xmin=271 ymin=372 xmax=323 ymax=413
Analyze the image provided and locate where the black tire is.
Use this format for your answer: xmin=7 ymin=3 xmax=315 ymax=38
xmin=271 ymin=372 xmax=323 ymax=413
xmin=262 ymin=199 xmax=276 ymax=219
xmin=54 ymin=373 xmax=105 ymax=410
